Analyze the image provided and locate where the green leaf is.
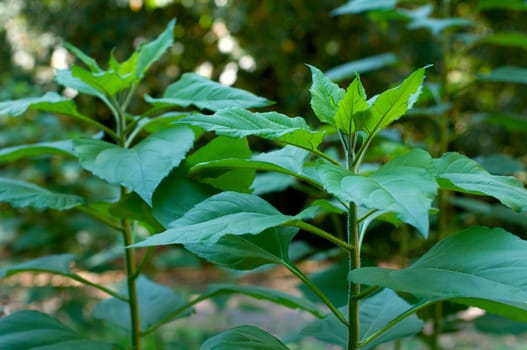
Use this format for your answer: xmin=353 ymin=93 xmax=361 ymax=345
xmin=0 ymin=140 xmax=75 ymax=164
xmin=317 ymin=149 xmax=437 ymax=236
xmin=251 ymin=173 xmax=296 ymax=195
xmin=0 ymin=310 xmax=113 ymax=350
xmin=71 ymin=65 xmax=135 ymax=96
xmin=325 ymin=53 xmax=398 ymax=82
xmin=350 ymin=227 xmax=527 ymax=321
xmin=185 ymin=227 xmax=298 ymax=270
xmin=335 ymin=75 xmax=369 ymax=134
xmin=110 ymin=192 xmax=164 ymax=233
xmin=0 ymin=254 xmax=75 ymax=278
xmin=93 ymin=275 xmax=189 ymax=332
xmin=399 ymin=5 xmax=473 ymax=35
xmin=136 ymin=18 xmax=175 ymax=78
xmin=298 ymin=261 xmax=349 ymax=307
xmin=331 ymin=0 xmax=397 ymax=15
xmin=0 ymin=178 xmax=84 ymax=210
xmin=307 ymin=64 xmax=344 ymax=125
xmin=201 ymin=326 xmax=289 ymax=350
xmin=479 ymin=32 xmax=527 ymax=49
xmin=74 ymin=126 xmax=195 ymax=205
xmin=64 ymin=42 xmax=102 ymax=72
xmin=145 ymin=73 xmax=272 ymax=112
xmin=477 ymin=112 xmax=527 ymax=133
xmin=434 ymin=152 xmax=527 ymax=212
xmin=359 ymin=67 xmax=427 ymax=136
xmin=479 ymin=66 xmax=527 ymax=84
xmin=132 ymin=192 xmax=316 ymax=247
xmin=204 ymin=283 xmax=324 ymax=318
xmin=55 ymin=69 xmax=108 ymax=101
xmin=179 ymin=108 xmax=325 ymax=153
xmin=302 ymin=289 xmax=423 ymax=349
xmin=0 ymin=92 xmax=82 ymax=118
xmin=479 ymin=0 xmax=527 ymax=10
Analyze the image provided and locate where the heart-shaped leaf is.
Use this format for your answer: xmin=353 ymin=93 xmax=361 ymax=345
xmin=179 ymin=108 xmax=325 ymax=153
xmin=132 ymin=191 xmax=317 ymax=247
xmin=0 ymin=178 xmax=84 ymax=210
xmin=350 ymin=227 xmax=527 ymax=321
xmin=145 ymin=73 xmax=272 ymax=111
xmin=201 ymin=326 xmax=290 ymax=350
xmin=307 ymin=64 xmax=344 ymax=125
xmin=0 ymin=310 xmax=113 ymax=350
xmin=93 ymin=275 xmax=190 ymax=332
xmin=435 ymin=152 xmax=527 ymax=212
xmin=74 ymin=126 xmax=195 ymax=204
xmin=317 ymin=149 xmax=437 ymax=236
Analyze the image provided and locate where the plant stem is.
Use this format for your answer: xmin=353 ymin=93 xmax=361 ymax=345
xmin=121 ymin=213 xmax=142 ymax=350
xmin=289 ymin=220 xmax=353 ymax=252
xmin=347 ymin=202 xmax=360 ymax=350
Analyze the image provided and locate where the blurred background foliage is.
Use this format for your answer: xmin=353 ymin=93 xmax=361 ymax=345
xmin=3 ymin=0 xmax=527 ymax=346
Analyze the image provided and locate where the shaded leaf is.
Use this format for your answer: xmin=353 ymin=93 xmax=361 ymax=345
xmin=132 ymin=192 xmax=316 ymax=247
xmin=434 ymin=152 xmax=527 ymax=212
xmin=179 ymin=108 xmax=325 ymax=153
xmin=0 ymin=140 xmax=75 ymax=164
xmin=307 ymin=64 xmax=344 ymax=125
xmin=317 ymin=149 xmax=437 ymax=236
xmin=0 ymin=310 xmax=113 ymax=350
xmin=145 ymin=73 xmax=272 ymax=112
xmin=110 ymin=192 xmax=164 ymax=233
xmin=0 ymin=178 xmax=84 ymax=210
xmin=201 ymin=326 xmax=289 ymax=350
xmin=479 ymin=66 xmax=527 ymax=85
xmin=302 ymin=289 xmax=423 ymax=349
xmin=0 ymin=92 xmax=82 ymax=118
xmin=0 ymin=254 xmax=75 ymax=278
xmin=479 ymin=32 xmax=527 ymax=49
xmin=93 ymin=275 xmax=189 ymax=332
xmin=479 ymin=0 xmax=527 ymax=10
xmin=476 ymin=112 xmax=527 ymax=133
xmin=350 ymin=227 xmax=527 ymax=321
xmin=331 ymin=0 xmax=397 ymax=15
xmin=325 ymin=53 xmax=398 ymax=82
xmin=74 ymin=126 xmax=195 ymax=204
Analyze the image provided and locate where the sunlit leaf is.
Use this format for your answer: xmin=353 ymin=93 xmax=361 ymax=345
xmin=325 ymin=53 xmax=398 ymax=82
xmin=350 ymin=227 xmax=527 ymax=321
xmin=307 ymin=64 xmax=344 ymax=125
xmin=179 ymin=108 xmax=325 ymax=153
xmin=201 ymin=326 xmax=290 ymax=350
xmin=0 ymin=140 xmax=75 ymax=164
xmin=0 ymin=178 xmax=84 ymax=210
xmin=136 ymin=18 xmax=175 ymax=78
xmin=64 ymin=42 xmax=102 ymax=72
xmin=335 ymin=75 xmax=369 ymax=134
xmin=93 ymin=275 xmax=189 ymax=332
xmin=434 ymin=152 xmax=527 ymax=212
xmin=331 ymin=0 xmax=397 ymax=15
xmin=132 ymin=192 xmax=317 ymax=247
xmin=72 ymin=65 xmax=135 ymax=96
xmin=317 ymin=149 xmax=437 ymax=236
xmin=55 ymin=69 xmax=107 ymax=100
xmin=302 ymin=289 xmax=423 ymax=349
xmin=145 ymin=73 xmax=272 ymax=112
xmin=0 ymin=310 xmax=113 ymax=350
xmin=74 ymin=126 xmax=195 ymax=205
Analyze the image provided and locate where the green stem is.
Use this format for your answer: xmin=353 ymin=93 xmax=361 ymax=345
xmin=285 ymin=262 xmax=349 ymax=327
xmin=347 ymin=202 xmax=360 ymax=350
xmin=289 ymin=220 xmax=353 ymax=252
xmin=71 ymin=274 xmax=128 ymax=301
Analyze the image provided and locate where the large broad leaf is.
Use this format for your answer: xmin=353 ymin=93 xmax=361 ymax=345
xmin=331 ymin=0 xmax=397 ymax=15
xmin=132 ymin=191 xmax=317 ymax=247
xmin=434 ymin=152 xmax=527 ymax=212
xmin=307 ymin=64 xmax=344 ymax=125
xmin=302 ymin=289 xmax=423 ymax=349
xmin=0 ymin=92 xmax=83 ymax=118
xmin=204 ymin=284 xmax=324 ymax=318
xmin=325 ymin=53 xmax=398 ymax=82
xmin=0 ymin=140 xmax=74 ymax=163
xmin=358 ymin=67 xmax=426 ymax=136
xmin=0 ymin=310 xmax=113 ymax=350
xmin=145 ymin=73 xmax=272 ymax=112
xmin=479 ymin=66 xmax=527 ymax=85
xmin=185 ymin=227 xmax=298 ymax=270
xmin=317 ymin=149 xmax=437 ymax=236
xmin=74 ymin=125 xmax=195 ymax=205
xmin=179 ymin=108 xmax=325 ymax=153
xmin=136 ymin=19 xmax=175 ymax=78
xmin=0 ymin=178 xmax=84 ymax=210
xmin=0 ymin=254 xmax=75 ymax=278
xmin=335 ymin=75 xmax=369 ymax=134
xmin=350 ymin=227 xmax=527 ymax=321
xmin=93 ymin=275 xmax=189 ymax=332
xmin=201 ymin=326 xmax=289 ymax=350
